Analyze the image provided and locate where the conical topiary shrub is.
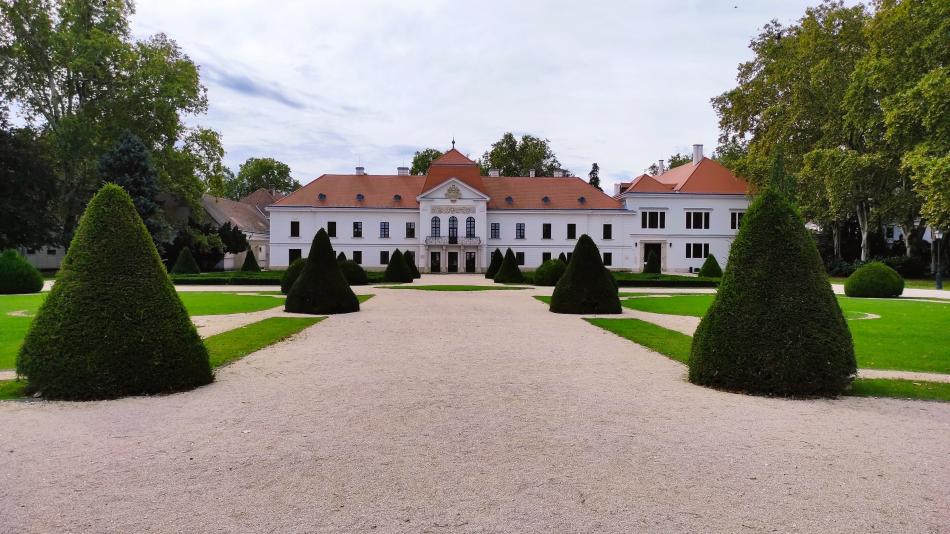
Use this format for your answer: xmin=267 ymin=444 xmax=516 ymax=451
xmin=493 ymin=248 xmax=524 ymax=283
xmin=337 ymin=252 xmax=346 ymax=262
xmin=241 ymin=248 xmax=261 ymax=272
xmin=0 ymin=250 xmax=44 ymax=294
xmin=485 ymin=249 xmax=503 ymax=278
xmin=558 ymin=252 xmax=568 ymax=263
xmin=285 ymin=229 xmax=359 ymax=314
xmin=16 ymin=184 xmax=212 ymax=399
xmin=406 ymin=253 xmax=421 ymax=279
xmin=534 ymin=259 xmax=567 ymax=286
xmin=383 ymin=249 xmax=413 ymax=283
xmin=644 ymin=250 xmax=660 ymax=274
xmin=550 ymin=235 xmax=621 ymax=314
xmin=844 ymin=262 xmax=904 ymax=298
xmin=281 ymin=258 xmax=307 ymax=294
xmin=171 ymin=246 xmax=200 ymax=274
xmin=697 ymin=254 xmax=722 ymax=278
xmin=339 ymin=259 xmax=368 ymax=285
xmin=689 ymin=189 xmax=856 ymax=397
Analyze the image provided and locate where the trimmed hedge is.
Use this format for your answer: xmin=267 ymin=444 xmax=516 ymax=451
xmin=697 ymin=254 xmax=722 ymax=278
xmin=485 ymin=249 xmax=503 ymax=279
xmin=16 ymin=184 xmax=212 ymax=399
xmin=689 ymin=190 xmax=856 ymax=397
xmin=174 ymin=271 xmax=282 ymax=286
xmin=0 ymin=249 xmax=44 ymax=294
xmin=171 ymin=247 xmax=200 ymax=274
xmin=844 ymin=262 xmax=904 ymax=298
xmin=281 ymin=258 xmax=307 ymax=294
xmin=534 ymin=259 xmax=567 ymax=286
xmin=285 ymin=229 xmax=359 ymax=314
xmin=644 ymin=250 xmax=660 ymax=274
xmin=406 ymin=253 xmax=421 ymax=279
xmin=493 ymin=248 xmax=524 ymax=283
xmin=383 ymin=249 xmax=414 ymax=283
xmin=339 ymin=259 xmax=368 ymax=285
xmin=241 ymin=248 xmax=261 ymax=272
xmin=550 ymin=235 xmax=621 ymax=314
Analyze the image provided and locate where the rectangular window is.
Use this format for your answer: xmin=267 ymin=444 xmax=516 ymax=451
xmin=603 ymin=252 xmax=612 ymax=266
xmin=353 ymin=221 xmax=362 ymax=238
xmin=731 ymin=212 xmax=744 ymax=230
xmin=47 ymin=248 xmax=57 ymax=255
xmin=380 ymin=250 xmax=389 ymax=265
xmin=641 ymin=211 xmax=666 ymax=229
xmin=490 ymin=223 xmax=500 ymax=239
xmin=26 ymin=248 xmax=36 ymax=254
xmin=406 ymin=222 xmax=415 ymax=238
xmin=515 ymin=252 xmax=525 ymax=265
xmin=353 ymin=251 xmax=362 ymax=264
xmin=603 ymin=224 xmax=612 ymax=240
xmin=289 ymin=248 xmax=302 ymax=263
xmin=542 ymin=223 xmax=552 ymax=239
xmin=327 ymin=221 xmax=336 ymax=238
xmin=379 ymin=221 xmax=390 ymax=238
xmin=542 ymin=252 xmax=552 ymax=262
xmin=567 ymin=223 xmax=576 ymax=239
xmin=290 ymin=220 xmax=300 ymax=237
xmin=686 ymin=211 xmax=710 ymax=230
xmin=686 ymin=243 xmax=709 ymax=259
xmin=516 ymin=223 xmax=525 ymax=239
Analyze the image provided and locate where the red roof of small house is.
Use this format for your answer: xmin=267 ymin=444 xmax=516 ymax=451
xmin=624 ymin=174 xmax=675 ymax=193
xmin=623 ymin=158 xmax=749 ymax=195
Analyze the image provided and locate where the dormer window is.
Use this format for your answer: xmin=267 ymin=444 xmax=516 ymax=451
xmin=542 ymin=196 xmax=550 ymax=204
xmin=318 ymin=193 xmax=326 ymax=200
xmin=393 ymin=194 xmax=402 ymax=201
xmin=578 ymin=196 xmax=586 ymax=204
xmin=356 ymin=193 xmax=365 ymax=202
xmin=505 ymin=196 xmax=513 ymax=204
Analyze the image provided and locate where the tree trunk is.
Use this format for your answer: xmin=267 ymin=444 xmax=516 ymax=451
xmin=832 ymin=223 xmax=841 ymax=260
xmin=855 ymin=201 xmax=870 ymax=262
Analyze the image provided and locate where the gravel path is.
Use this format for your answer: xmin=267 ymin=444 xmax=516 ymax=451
xmin=2 ymin=281 xmax=949 ymax=532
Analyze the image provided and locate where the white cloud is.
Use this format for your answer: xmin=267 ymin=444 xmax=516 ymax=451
xmin=131 ymin=0 xmax=830 ymax=189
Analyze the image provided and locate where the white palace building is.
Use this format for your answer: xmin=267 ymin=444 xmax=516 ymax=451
xmin=268 ymin=144 xmax=750 ymax=273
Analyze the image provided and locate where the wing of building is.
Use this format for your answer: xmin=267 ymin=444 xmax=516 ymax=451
xmin=268 ymin=144 xmax=750 ymax=273
xmin=202 ymin=190 xmax=281 ymax=269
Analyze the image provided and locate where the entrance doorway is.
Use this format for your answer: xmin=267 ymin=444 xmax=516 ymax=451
xmin=643 ymin=242 xmax=662 ymax=272
xmin=430 ymin=251 xmax=441 ymax=273
xmin=447 ymin=251 xmax=459 ymax=273
xmin=465 ymin=252 xmax=476 ymax=273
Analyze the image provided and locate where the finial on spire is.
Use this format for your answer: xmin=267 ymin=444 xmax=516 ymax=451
xmin=451 ymin=137 xmax=455 ymax=149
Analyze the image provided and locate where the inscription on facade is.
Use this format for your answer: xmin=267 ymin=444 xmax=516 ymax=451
xmin=431 ymin=205 xmax=475 ymax=214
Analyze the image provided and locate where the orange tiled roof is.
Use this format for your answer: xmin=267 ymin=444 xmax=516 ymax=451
xmin=625 ymin=174 xmax=674 ymax=193
xmin=421 ymin=148 xmax=487 ymax=195
xmin=483 ymin=177 xmax=621 ymax=209
xmin=623 ymin=158 xmax=749 ymax=195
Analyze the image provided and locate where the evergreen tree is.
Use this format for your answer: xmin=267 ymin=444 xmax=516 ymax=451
xmin=285 ymin=229 xmax=359 ymax=314
xmin=337 ymin=252 xmax=346 ymax=261
xmin=383 ymin=249 xmax=414 ymax=283
xmin=281 ymin=258 xmax=307 ymax=294
xmin=17 ymin=184 xmax=212 ymax=399
xmin=493 ymin=248 xmax=524 ymax=283
xmin=558 ymin=252 xmax=568 ymax=263
xmin=0 ymin=249 xmax=44 ymax=294
xmin=550 ymin=235 xmax=621 ymax=314
xmin=697 ymin=254 xmax=723 ymax=278
xmin=588 ymin=162 xmax=602 ymax=191
xmin=689 ymin=190 xmax=856 ymax=397
xmin=406 ymin=252 xmax=421 ymax=278
xmin=241 ymin=248 xmax=260 ymax=272
xmin=644 ymin=250 xmax=661 ymax=274
xmin=485 ymin=249 xmax=503 ymax=278
xmin=171 ymin=247 xmax=201 ymax=274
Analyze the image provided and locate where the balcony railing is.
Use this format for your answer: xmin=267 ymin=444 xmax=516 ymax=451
xmin=425 ymin=236 xmax=481 ymax=246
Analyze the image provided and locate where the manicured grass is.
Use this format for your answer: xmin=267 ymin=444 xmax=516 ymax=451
xmin=0 ymin=379 xmax=27 ymax=400
xmin=829 ymin=276 xmax=947 ymax=291
xmin=535 ymin=296 xmax=551 ymax=304
xmin=377 ymin=285 xmax=528 ymax=291
xmin=586 ymin=317 xmax=948 ymax=402
xmin=177 ymin=292 xmax=284 ymax=315
xmin=622 ymin=294 xmax=714 ymax=316
xmin=357 ymin=294 xmax=374 ymax=303
xmin=206 ymin=316 xmax=323 ymax=367
xmin=586 ymin=318 xmax=691 ymax=363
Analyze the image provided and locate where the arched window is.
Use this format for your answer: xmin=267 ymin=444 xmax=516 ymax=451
xmin=466 ymin=217 xmax=476 ymax=238
xmin=448 ymin=216 xmax=458 ymax=239
xmin=431 ymin=216 xmax=440 ymax=237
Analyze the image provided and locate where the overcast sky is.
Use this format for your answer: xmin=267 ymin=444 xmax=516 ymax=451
xmin=130 ymin=0 xmax=828 ymax=190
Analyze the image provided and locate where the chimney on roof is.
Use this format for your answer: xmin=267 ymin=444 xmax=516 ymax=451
xmin=692 ymin=144 xmax=703 ymax=165
xmin=355 ymin=166 xmax=366 ymax=175
xmin=529 ymin=169 xmax=536 ymax=178
xmin=397 ymin=166 xmax=409 ymax=176
xmin=488 ymin=168 xmax=500 ymax=177
xmin=658 ymin=160 xmax=666 ymax=175
xmin=553 ymin=169 xmax=564 ymax=178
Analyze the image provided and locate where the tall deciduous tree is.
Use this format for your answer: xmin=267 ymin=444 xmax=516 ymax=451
xmin=480 ymin=133 xmax=566 ymax=177
xmin=224 ymin=157 xmax=299 ymax=200
xmin=0 ymin=114 xmax=59 ymax=249
xmin=588 ymin=163 xmax=601 ymax=191
xmin=410 ymin=148 xmax=443 ymax=175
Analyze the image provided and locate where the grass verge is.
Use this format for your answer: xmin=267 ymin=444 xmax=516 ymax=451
xmin=377 ymin=285 xmax=528 ymax=291
xmin=848 ymin=378 xmax=950 ymax=402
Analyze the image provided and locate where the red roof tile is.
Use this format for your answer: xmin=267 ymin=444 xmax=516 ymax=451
xmin=483 ymin=177 xmax=621 ymax=209
xmin=625 ymin=174 xmax=675 ymax=193
xmin=624 ymin=158 xmax=748 ymax=195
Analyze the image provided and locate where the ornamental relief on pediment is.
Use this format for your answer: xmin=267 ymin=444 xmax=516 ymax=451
xmin=431 ymin=205 xmax=475 ymax=214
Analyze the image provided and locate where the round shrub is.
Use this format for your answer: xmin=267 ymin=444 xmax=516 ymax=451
xmin=688 ymin=189 xmax=855 ymax=397
xmin=534 ymin=259 xmax=566 ymax=286
xmin=485 ymin=249 xmax=503 ymax=279
xmin=844 ymin=262 xmax=904 ymax=298
xmin=550 ymin=235 xmax=621 ymax=314
xmin=383 ymin=249 xmax=413 ymax=283
xmin=339 ymin=259 xmax=368 ymax=285
xmin=241 ymin=248 xmax=261 ymax=272
xmin=493 ymin=248 xmax=524 ymax=283
xmin=281 ymin=258 xmax=307 ymax=294
xmin=171 ymin=246 xmax=200 ymax=274
xmin=0 ymin=249 xmax=44 ymax=294
xmin=16 ymin=184 xmax=212 ymax=399
xmin=697 ymin=254 xmax=722 ymax=278
xmin=406 ymin=253 xmax=421 ymax=279
xmin=285 ymin=228 xmax=359 ymax=314
xmin=644 ymin=250 xmax=660 ymax=274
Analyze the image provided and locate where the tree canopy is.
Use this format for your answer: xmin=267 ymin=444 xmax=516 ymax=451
xmin=0 ymin=114 xmax=58 ymax=249
xmin=224 ymin=157 xmax=299 ymax=200
xmin=411 ymin=148 xmax=443 ymax=175
xmin=480 ymin=133 xmax=566 ymax=176
xmin=588 ymin=163 xmax=601 ymax=191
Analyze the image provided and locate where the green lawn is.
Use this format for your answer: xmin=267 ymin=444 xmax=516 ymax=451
xmin=587 ymin=316 xmax=949 ymax=402
xmin=377 ymin=285 xmax=528 ymax=291
xmin=829 ymin=276 xmax=947 ymax=292
xmin=0 ymin=316 xmax=323 ymax=400
xmin=620 ymin=294 xmax=950 ymax=374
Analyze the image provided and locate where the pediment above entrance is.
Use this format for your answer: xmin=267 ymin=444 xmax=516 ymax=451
xmin=417 ymin=177 xmax=491 ymax=203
